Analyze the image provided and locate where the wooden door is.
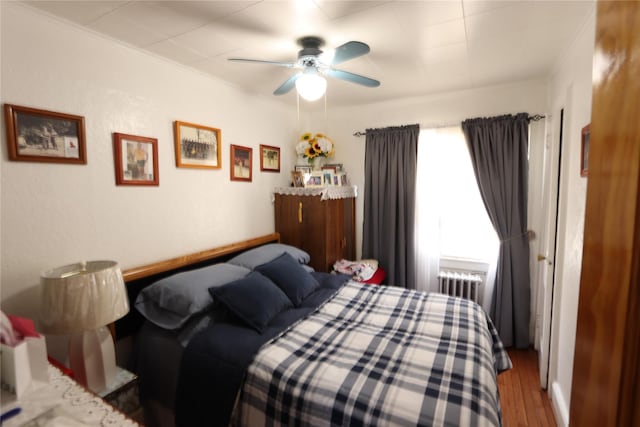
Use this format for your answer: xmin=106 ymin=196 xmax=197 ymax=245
xmin=569 ymin=2 xmax=640 ymax=425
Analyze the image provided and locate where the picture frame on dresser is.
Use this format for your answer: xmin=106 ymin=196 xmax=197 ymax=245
xmin=113 ymin=133 xmax=159 ymax=186
xmin=304 ymin=171 xmax=323 ymax=188
xmin=230 ymin=144 xmax=252 ymax=182
xmin=174 ymin=120 xmax=221 ymax=169
xmin=259 ymin=144 xmax=280 ymax=172
xmin=291 ymin=171 xmax=304 ymax=188
xmin=322 ymin=170 xmax=335 ymax=187
xmin=4 ymin=104 xmax=86 ymax=164
xmin=294 ymin=165 xmax=312 ymax=175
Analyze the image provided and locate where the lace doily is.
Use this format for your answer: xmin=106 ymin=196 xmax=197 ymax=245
xmin=1 ymin=365 xmax=139 ymax=426
xmin=274 ymin=185 xmax=357 ymax=200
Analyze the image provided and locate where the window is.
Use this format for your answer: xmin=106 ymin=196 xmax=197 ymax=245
xmin=415 ymin=127 xmax=499 ymax=263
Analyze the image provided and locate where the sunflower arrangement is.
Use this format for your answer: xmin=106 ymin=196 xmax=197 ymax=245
xmin=295 ymin=132 xmax=335 ymax=162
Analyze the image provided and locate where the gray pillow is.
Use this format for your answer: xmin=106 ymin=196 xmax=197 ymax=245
xmin=227 ymin=243 xmax=311 ymax=270
xmin=135 ymin=263 xmax=251 ymax=330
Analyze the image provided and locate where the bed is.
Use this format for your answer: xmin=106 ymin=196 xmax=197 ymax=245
xmin=118 ymin=233 xmax=511 ymax=427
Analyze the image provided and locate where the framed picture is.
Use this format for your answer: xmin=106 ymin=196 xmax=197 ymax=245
xmin=295 ymin=165 xmax=312 ymax=175
xmin=113 ymin=133 xmax=159 ymax=186
xmin=260 ymin=144 xmax=280 ymax=172
xmin=325 ymin=163 xmax=343 ymax=172
xmin=291 ymin=171 xmax=304 ymax=188
xmin=230 ymin=144 xmax=252 ymax=182
xmin=304 ymin=171 xmax=323 ymax=188
xmin=321 ymin=164 xmax=338 ymax=173
xmin=322 ymin=170 xmax=335 ymax=187
xmin=336 ymin=172 xmax=348 ymax=186
xmin=4 ymin=104 xmax=86 ymax=164
xmin=581 ymin=124 xmax=590 ymax=177
xmin=174 ymin=120 xmax=221 ymax=169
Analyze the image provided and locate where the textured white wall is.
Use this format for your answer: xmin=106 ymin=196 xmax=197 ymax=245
xmin=546 ymin=8 xmax=595 ymax=427
xmin=0 ymin=3 xmax=296 ymax=323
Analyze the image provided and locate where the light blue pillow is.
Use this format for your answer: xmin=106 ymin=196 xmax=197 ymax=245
xmin=135 ymin=263 xmax=251 ymax=330
xmin=227 ymin=243 xmax=311 ymax=270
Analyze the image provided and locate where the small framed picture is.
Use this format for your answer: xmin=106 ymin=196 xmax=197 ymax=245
xmin=304 ymin=171 xmax=324 ymax=188
xmin=174 ymin=120 xmax=221 ymax=169
xmin=336 ymin=172 xmax=348 ymax=186
xmin=230 ymin=144 xmax=252 ymax=182
xmin=295 ymin=165 xmax=312 ymax=175
xmin=291 ymin=171 xmax=304 ymax=188
xmin=322 ymin=170 xmax=335 ymax=187
xmin=113 ymin=133 xmax=159 ymax=186
xmin=260 ymin=144 xmax=280 ymax=172
xmin=321 ymin=164 xmax=338 ymax=173
xmin=581 ymin=124 xmax=590 ymax=177
xmin=325 ymin=163 xmax=343 ymax=172
xmin=4 ymin=104 xmax=86 ymax=164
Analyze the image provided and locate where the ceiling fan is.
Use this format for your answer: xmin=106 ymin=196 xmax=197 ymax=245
xmin=228 ymin=36 xmax=380 ymax=101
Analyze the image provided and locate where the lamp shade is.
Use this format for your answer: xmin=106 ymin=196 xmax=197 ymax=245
xmin=295 ymin=73 xmax=327 ymax=101
xmin=40 ymin=261 xmax=129 ymax=334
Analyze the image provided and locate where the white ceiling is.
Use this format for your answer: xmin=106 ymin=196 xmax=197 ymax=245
xmin=24 ymin=0 xmax=595 ymax=107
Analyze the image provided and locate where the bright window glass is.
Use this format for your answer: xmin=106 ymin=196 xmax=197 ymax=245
xmin=416 ymin=127 xmax=499 ymax=262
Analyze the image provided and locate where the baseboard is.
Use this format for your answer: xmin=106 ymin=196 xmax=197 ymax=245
xmin=551 ymin=381 xmax=569 ymax=427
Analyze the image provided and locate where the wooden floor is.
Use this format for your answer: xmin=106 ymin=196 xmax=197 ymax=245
xmin=498 ymin=348 xmax=557 ymax=427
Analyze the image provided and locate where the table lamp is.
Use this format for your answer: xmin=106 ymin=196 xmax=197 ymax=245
xmin=40 ymin=261 xmax=129 ymax=393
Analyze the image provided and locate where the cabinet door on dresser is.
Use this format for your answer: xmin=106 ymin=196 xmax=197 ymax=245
xmin=274 ymin=193 xmax=355 ymax=272
xmin=323 ymin=198 xmax=355 ymax=271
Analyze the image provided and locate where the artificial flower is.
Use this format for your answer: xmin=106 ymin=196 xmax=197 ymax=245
xmin=296 ymin=132 xmax=334 ymax=162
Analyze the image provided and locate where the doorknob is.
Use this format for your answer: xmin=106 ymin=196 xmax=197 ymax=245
xmin=537 ymin=254 xmax=546 ymax=261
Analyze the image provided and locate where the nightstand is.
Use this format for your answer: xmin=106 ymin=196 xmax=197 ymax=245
xmin=0 ymin=364 xmax=139 ymax=426
xmin=98 ymin=366 xmax=143 ymax=423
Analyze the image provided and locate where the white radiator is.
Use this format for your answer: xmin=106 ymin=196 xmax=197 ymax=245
xmin=438 ymin=270 xmax=483 ymax=303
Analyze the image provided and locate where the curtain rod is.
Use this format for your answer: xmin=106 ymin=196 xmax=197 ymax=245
xmin=353 ymin=114 xmax=546 ymax=137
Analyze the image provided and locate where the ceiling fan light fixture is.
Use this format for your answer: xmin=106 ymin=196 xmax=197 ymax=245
xmin=295 ymin=73 xmax=327 ymax=101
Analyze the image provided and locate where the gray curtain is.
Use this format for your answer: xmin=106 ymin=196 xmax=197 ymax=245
xmin=362 ymin=124 xmax=419 ymax=289
xmin=461 ymin=113 xmax=530 ymax=349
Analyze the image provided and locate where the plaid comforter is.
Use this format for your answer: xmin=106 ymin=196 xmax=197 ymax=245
xmin=232 ymin=282 xmax=511 ymax=427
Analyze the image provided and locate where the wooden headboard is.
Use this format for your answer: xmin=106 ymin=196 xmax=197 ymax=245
xmin=115 ymin=232 xmax=280 ymax=339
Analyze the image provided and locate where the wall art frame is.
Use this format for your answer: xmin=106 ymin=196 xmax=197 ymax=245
xmin=174 ymin=120 xmax=221 ymax=169
xmin=259 ymin=144 xmax=280 ymax=172
xmin=113 ymin=132 xmax=159 ymax=186
xmin=230 ymin=144 xmax=252 ymax=182
xmin=4 ymin=104 xmax=86 ymax=164
xmin=581 ymin=124 xmax=590 ymax=177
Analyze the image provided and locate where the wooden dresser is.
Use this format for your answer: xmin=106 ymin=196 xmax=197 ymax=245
xmin=274 ymin=187 xmax=356 ymax=272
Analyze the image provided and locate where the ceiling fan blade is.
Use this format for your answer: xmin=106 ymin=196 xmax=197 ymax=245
xmin=273 ymin=73 xmax=301 ymax=95
xmin=331 ymin=41 xmax=370 ymax=65
xmin=228 ymin=58 xmax=296 ymax=68
xmin=325 ymin=69 xmax=380 ymax=87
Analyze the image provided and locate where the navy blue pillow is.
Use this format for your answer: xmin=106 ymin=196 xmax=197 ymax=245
xmin=209 ymin=271 xmax=292 ymax=333
xmin=256 ymin=252 xmax=320 ymax=306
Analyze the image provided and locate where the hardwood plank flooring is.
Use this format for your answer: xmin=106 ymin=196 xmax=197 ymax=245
xmin=498 ymin=348 xmax=557 ymax=427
